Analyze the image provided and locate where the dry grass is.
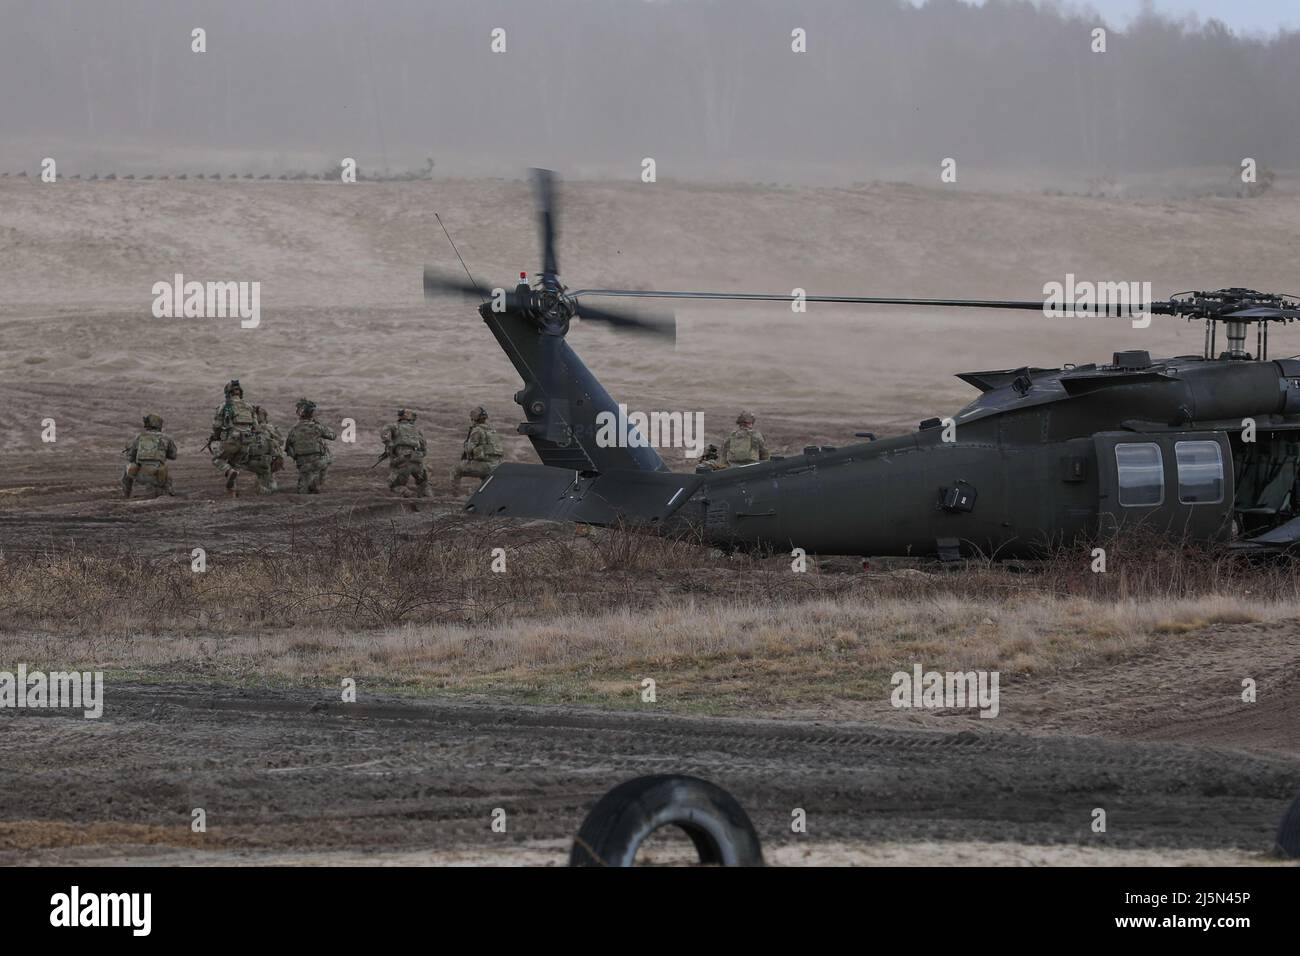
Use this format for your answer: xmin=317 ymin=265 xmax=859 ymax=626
xmin=2 ymin=519 xmax=1296 ymax=712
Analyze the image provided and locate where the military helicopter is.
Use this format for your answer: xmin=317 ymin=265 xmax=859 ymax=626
xmin=423 ymin=170 xmax=1300 ymax=559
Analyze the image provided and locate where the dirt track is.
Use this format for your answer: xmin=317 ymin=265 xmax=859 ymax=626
xmin=0 ymin=681 xmax=1295 ymax=865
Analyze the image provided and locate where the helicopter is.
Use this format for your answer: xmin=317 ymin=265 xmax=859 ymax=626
xmin=423 ymin=170 xmax=1300 ymax=560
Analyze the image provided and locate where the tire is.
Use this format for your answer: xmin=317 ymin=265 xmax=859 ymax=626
xmin=1276 ymin=790 xmax=1300 ymax=859
xmin=569 ymin=774 xmax=764 ymax=867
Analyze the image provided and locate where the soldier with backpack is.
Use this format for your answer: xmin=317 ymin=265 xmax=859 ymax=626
xmin=244 ymin=405 xmax=286 ymax=495
xmin=721 ymin=410 xmax=769 ymax=467
xmin=284 ymin=398 xmax=336 ymax=494
xmin=379 ymin=407 xmax=430 ymax=497
xmin=450 ymin=406 xmax=504 ymax=493
xmin=208 ymin=379 xmax=263 ymax=496
xmin=122 ymin=413 xmax=178 ymax=498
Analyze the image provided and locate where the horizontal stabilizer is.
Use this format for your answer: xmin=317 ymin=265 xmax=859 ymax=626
xmin=465 ymin=463 xmax=703 ymax=526
xmin=1231 ymin=514 xmax=1300 ymax=552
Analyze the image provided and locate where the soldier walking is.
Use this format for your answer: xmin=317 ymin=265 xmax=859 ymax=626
xmin=208 ymin=379 xmax=262 ymax=496
xmin=285 ymin=399 xmax=336 ymax=494
xmin=379 ymin=408 xmax=430 ymax=497
xmin=245 ymin=406 xmax=286 ymax=495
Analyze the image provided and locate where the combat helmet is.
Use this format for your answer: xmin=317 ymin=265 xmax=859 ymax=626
xmin=142 ymin=413 xmax=163 ymax=430
xmin=224 ymin=378 xmax=243 ymax=398
xmin=470 ymin=406 xmax=488 ymax=423
xmin=295 ymin=398 xmax=317 ymax=418
xmin=736 ymin=410 xmax=756 ymax=426
xmin=397 ymin=408 xmax=417 ymax=422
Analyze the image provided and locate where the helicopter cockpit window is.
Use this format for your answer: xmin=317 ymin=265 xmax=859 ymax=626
xmin=1174 ymin=441 xmax=1224 ymax=504
xmin=1115 ymin=442 xmax=1164 ymax=507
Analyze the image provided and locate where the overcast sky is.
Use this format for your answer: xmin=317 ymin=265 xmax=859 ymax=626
xmin=951 ymin=0 xmax=1299 ymax=35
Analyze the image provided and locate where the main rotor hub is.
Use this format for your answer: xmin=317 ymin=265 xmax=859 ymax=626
xmin=1172 ymin=288 xmax=1299 ymax=319
xmin=533 ymin=285 xmax=574 ymax=335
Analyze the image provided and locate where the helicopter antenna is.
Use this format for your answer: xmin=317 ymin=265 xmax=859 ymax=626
xmin=435 ymin=212 xmax=485 ymax=304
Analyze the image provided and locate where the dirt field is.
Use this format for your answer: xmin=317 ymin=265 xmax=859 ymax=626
xmin=1 ymin=177 xmax=1298 ymax=865
xmin=0 ymin=682 xmax=1294 ymax=866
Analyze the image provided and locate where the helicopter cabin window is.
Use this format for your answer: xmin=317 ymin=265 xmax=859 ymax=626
xmin=1174 ymin=441 xmax=1224 ymax=505
xmin=1115 ymin=443 xmax=1164 ymax=507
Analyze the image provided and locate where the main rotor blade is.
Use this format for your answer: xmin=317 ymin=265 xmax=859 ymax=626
xmin=1225 ymin=307 xmax=1300 ymax=320
xmin=575 ymin=301 xmax=676 ymax=343
xmin=530 ymin=168 xmax=560 ymax=286
xmin=570 ymin=289 xmax=1163 ymax=316
xmin=423 ymin=266 xmax=490 ymax=301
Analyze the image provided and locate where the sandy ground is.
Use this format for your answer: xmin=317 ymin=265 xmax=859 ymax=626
xmin=1 ymin=177 xmax=1299 ymax=865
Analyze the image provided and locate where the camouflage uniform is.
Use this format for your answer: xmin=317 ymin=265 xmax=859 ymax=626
xmin=380 ymin=408 xmax=430 ymax=497
xmin=244 ymin=406 xmax=285 ymax=495
xmin=285 ymin=399 xmax=336 ymax=494
xmin=721 ymin=411 xmax=769 ymax=467
xmin=208 ymin=379 xmax=263 ymax=496
xmin=450 ymin=406 xmax=504 ymax=491
xmin=122 ymin=414 xmax=177 ymax=498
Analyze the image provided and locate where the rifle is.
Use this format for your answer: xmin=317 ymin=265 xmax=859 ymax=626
xmin=370 ymin=450 xmax=390 ymax=469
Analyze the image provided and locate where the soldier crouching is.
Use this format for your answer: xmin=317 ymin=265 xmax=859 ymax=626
xmin=450 ymin=406 xmax=504 ymax=492
xmin=122 ymin=413 xmax=177 ymax=498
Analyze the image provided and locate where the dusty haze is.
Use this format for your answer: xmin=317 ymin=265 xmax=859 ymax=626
xmin=2 ymin=0 xmax=1299 ymax=184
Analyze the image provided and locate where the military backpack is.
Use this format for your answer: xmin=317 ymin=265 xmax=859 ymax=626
xmin=393 ymin=421 xmax=422 ymax=449
xmin=136 ymin=432 xmax=166 ymax=463
xmin=729 ymin=429 xmax=755 ymax=462
xmin=291 ymin=423 xmax=324 ymax=457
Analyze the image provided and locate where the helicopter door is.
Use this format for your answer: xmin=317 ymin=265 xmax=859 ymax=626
xmin=1094 ymin=432 xmax=1233 ymax=542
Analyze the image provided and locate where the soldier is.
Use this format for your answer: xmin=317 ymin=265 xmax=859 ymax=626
xmin=285 ymin=398 xmax=336 ymax=494
xmin=208 ymin=379 xmax=261 ymax=496
xmin=450 ymin=406 xmax=504 ymax=492
xmin=379 ymin=407 xmax=430 ymax=497
xmin=721 ymin=410 xmax=769 ymax=467
xmin=244 ymin=406 xmax=285 ymax=495
xmin=122 ymin=413 xmax=177 ymax=498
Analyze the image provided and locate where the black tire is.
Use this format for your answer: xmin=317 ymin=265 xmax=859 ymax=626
xmin=1276 ymin=789 xmax=1300 ymax=859
xmin=569 ymin=774 xmax=764 ymax=867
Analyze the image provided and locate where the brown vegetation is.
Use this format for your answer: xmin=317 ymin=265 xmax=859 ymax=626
xmin=1 ymin=520 xmax=1295 ymax=713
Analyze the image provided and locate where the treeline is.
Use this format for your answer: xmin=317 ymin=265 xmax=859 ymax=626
xmin=2 ymin=0 xmax=1297 ymax=174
